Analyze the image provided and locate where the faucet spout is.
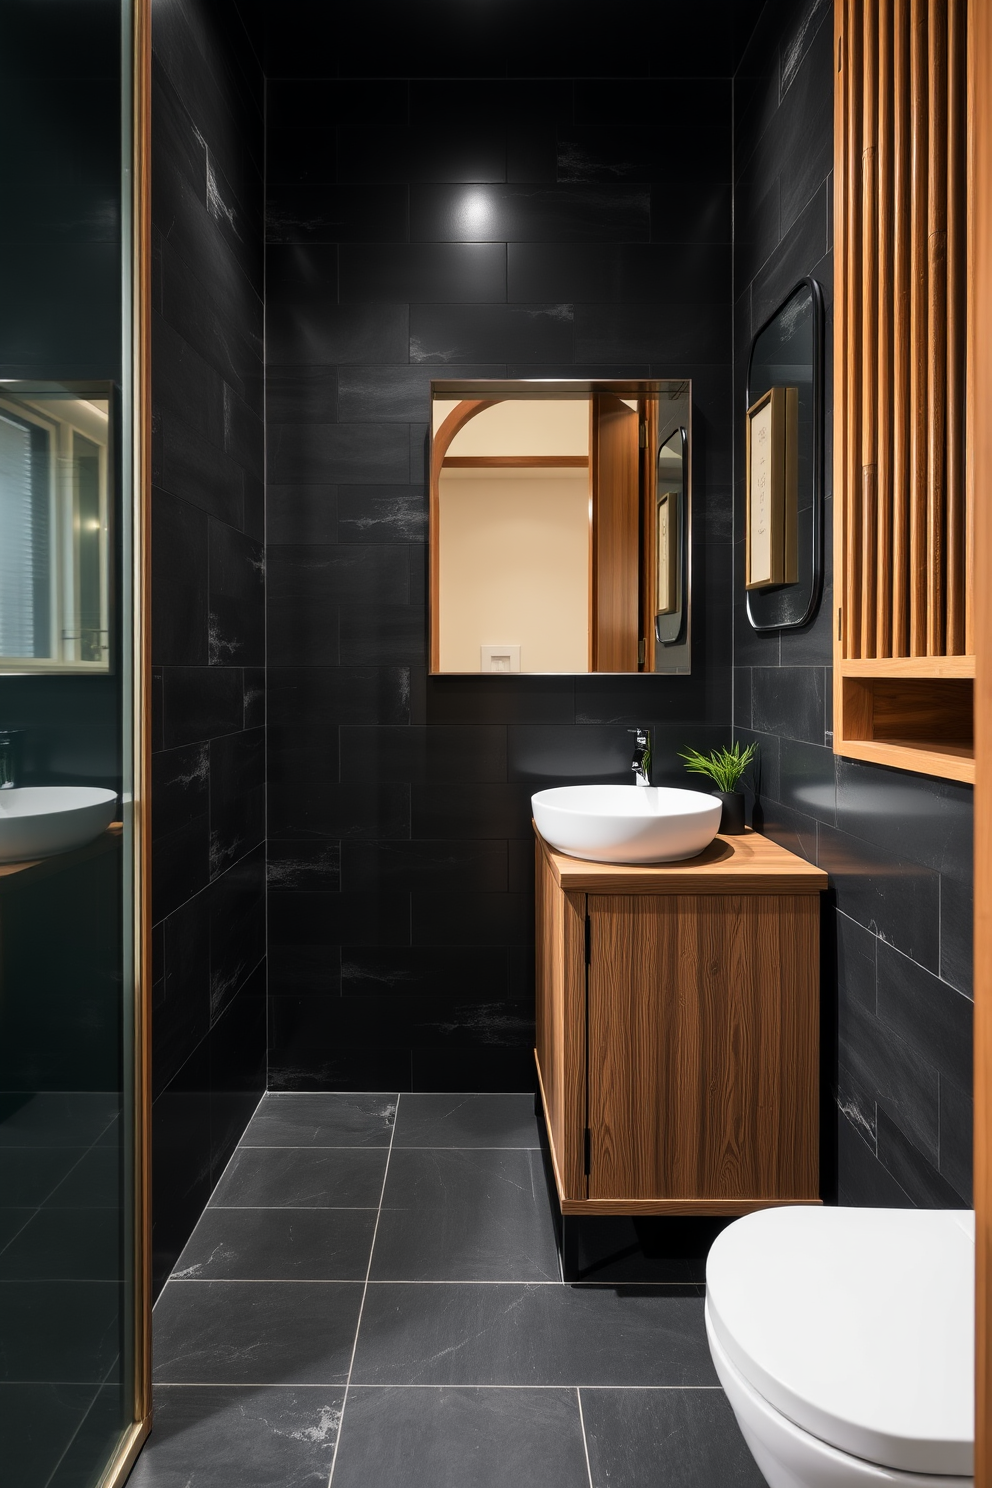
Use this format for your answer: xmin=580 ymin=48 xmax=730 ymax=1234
xmin=628 ymin=727 xmax=651 ymax=787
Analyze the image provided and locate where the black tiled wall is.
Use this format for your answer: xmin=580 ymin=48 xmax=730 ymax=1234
xmin=732 ymin=0 xmax=974 ymax=1206
xmin=150 ymin=0 xmax=266 ymax=1293
xmin=263 ymin=61 xmax=739 ymax=1090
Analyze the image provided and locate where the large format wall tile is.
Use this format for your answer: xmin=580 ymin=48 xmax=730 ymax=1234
xmin=151 ymin=0 xmax=266 ymax=1296
xmin=265 ymin=66 xmax=736 ymax=1090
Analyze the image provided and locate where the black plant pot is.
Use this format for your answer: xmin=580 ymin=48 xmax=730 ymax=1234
xmin=712 ymin=790 xmax=746 ymax=835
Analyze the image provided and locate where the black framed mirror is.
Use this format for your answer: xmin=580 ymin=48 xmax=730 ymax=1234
xmin=655 ymin=424 xmax=688 ymax=648
xmin=745 ymin=277 xmax=825 ymax=632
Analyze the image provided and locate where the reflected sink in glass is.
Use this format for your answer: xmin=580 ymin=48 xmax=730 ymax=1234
xmin=532 ymin=784 xmax=723 ymax=865
xmin=0 ymin=787 xmax=118 ymax=863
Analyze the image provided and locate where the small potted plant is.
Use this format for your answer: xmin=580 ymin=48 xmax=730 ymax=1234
xmin=678 ymin=741 xmax=757 ymax=835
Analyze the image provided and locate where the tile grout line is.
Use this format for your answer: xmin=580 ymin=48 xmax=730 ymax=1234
xmin=576 ymin=1387 xmax=595 ymax=1488
xmin=151 ymin=1381 xmax=725 ymax=1392
xmin=326 ymin=1091 xmax=401 ymax=1488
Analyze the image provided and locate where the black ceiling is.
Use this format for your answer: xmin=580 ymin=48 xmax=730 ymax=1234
xmin=235 ymin=0 xmax=767 ymax=80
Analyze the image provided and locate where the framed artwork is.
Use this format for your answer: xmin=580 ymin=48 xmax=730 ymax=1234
xmin=745 ymin=385 xmax=799 ymax=590
xmin=655 ymin=489 xmax=677 ymax=615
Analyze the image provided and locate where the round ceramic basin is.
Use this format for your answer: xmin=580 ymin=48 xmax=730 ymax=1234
xmin=0 ymin=787 xmax=118 ymax=864
xmin=532 ymin=784 xmax=723 ymax=864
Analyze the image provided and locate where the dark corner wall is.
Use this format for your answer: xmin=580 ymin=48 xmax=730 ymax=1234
xmin=732 ymin=0 xmax=974 ymax=1207
xmin=259 ymin=3 xmax=764 ymax=1092
xmin=149 ymin=0 xmax=266 ymax=1291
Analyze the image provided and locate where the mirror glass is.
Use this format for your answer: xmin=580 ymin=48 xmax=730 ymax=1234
xmin=430 ymin=380 xmax=690 ymax=674
xmin=0 ymin=381 xmax=112 ymax=672
xmin=745 ymin=279 xmax=823 ymax=631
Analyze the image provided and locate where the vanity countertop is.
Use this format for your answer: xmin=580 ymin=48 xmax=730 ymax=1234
xmin=536 ymin=824 xmax=828 ymax=895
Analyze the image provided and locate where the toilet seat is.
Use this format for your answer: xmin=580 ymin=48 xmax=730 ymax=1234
xmin=705 ymin=1206 xmax=974 ymax=1477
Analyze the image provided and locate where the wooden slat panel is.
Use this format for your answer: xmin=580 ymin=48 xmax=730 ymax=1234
xmin=909 ymin=0 xmax=930 ymax=655
xmin=946 ymin=0 xmax=967 ymax=653
xmin=861 ymin=0 xmax=879 ymax=659
xmin=892 ymin=0 xmax=912 ymax=654
xmin=845 ymin=0 xmax=865 ymax=658
xmin=927 ymin=0 xmax=949 ymax=655
xmin=877 ymin=0 xmax=895 ymax=657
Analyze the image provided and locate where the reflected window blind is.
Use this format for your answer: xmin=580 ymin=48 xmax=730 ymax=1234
xmin=0 ymin=411 xmax=49 ymax=658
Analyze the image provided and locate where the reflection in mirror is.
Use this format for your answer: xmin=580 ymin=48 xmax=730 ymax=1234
xmin=745 ymin=278 xmax=824 ymax=632
xmin=654 ymin=426 xmax=687 ymax=647
xmin=0 ymin=382 xmax=112 ymax=672
xmin=430 ymin=381 xmax=691 ymax=675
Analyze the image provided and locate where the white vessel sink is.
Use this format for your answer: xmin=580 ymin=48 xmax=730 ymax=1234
xmin=532 ymin=784 xmax=723 ymax=865
xmin=0 ymin=787 xmax=118 ymax=864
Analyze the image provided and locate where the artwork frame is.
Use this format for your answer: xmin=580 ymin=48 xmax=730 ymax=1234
xmin=745 ymin=384 xmax=799 ymax=590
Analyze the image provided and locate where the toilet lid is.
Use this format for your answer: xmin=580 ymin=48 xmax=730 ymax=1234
xmin=705 ymin=1206 xmax=974 ymax=1476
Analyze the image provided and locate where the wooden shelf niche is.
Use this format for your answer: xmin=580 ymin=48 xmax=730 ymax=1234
xmin=834 ymin=0 xmax=973 ymax=782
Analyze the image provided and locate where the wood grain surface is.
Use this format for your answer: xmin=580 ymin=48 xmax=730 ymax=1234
xmin=591 ymin=393 xmax=640 ymax=672
xmin=537 ymin=826 xmax=828 ymax=895
xmin=585 ymin=893 xmax=820 ymax=1203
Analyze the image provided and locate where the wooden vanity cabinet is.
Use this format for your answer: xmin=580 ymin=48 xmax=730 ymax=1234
xmin=535 ymin=827 xmax=828 ymax=1217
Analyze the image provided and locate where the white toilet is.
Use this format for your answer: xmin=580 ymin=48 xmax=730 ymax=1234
xmin=705 ymin=1206 xmax=974 ymax=1487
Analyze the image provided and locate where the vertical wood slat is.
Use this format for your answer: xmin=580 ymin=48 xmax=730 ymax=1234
xmin=840 ymin=0 xmax=967 ymax=667
xmin=928 ymin=0 xmax=949 ymax=655
xmin=861 ymin=0 xmax=880 ymax=659
xmin=892 ymin=0 xmax=912 ymax=655
xmin=877 ymin=0 xmax=894 ymax=658
xmin=946 ymin=0 xmax=967 ymax=653
xmin=909 ymin=0 xmax=930 ymax=656
xmin=845 ymin=0 xmax=865 ymax=658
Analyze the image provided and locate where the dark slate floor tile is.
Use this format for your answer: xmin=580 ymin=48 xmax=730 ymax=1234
xmin=130 ymin=1386 xmax=343 ymax=1488
xmin=0 ymin=1207 xmax=121 ymax=1281
xmin=241 ymin=1092 xmax=397 ymax=1148
xmin=391 ymin=1093 xmax=540 ymax=1148
xmin=352 ymin=1283 xmax=716 ymax=1386
xmin=0 ymin=1148 xmax=88 ymax=1206
xmin=152 ymin=1281 xmax=363 ymax=1384
xmin=0 ymin=1280 xmax=122 ymax=1382
xmin=581 ymin=1386 xmax=765 ymax=1488
xmin=210 ymin=1148 xmax=388 ymax=1209
xmin=331 ymin=1387 xmax=588 ymax=1488
xmin=0 ymin=1092 xmax=117 ymax=1148
xmin=371 ymin=1150 xmax=557 ymax=1281
xmin=171 ymin=1207 xmax=376 ymax=1282
xmin=0 ymin=1383 xmax=99 ymax=1488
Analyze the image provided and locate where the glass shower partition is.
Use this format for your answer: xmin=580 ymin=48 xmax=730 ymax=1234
xmin=0 ymin=1 xmax=151 ymax=1485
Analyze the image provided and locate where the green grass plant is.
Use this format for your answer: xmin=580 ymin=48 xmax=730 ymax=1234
xmin=678 ymin=741 xmax=757 ymax=792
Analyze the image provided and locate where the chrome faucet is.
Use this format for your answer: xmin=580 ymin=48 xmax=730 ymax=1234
xmin=629 ymin=727 xmax=651 ymax=787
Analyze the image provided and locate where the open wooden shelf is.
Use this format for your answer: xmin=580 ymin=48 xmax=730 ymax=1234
xmin=835 ymin=671 xmax=975 ymax=782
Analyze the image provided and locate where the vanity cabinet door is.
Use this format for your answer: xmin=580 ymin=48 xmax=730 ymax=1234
xmin=585 ymin=892 xmax=819 ymax=1203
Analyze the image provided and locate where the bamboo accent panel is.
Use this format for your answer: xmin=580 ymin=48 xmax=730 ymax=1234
xmin=836 ymin=0 xmax=969 ymax=660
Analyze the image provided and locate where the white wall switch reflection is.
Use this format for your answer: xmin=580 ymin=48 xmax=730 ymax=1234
xmin=481 ymin=645 xmax=521 ymax=673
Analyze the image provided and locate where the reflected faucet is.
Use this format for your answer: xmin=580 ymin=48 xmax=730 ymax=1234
xmin=629 ymin=728 xmax=652 ymax=787
xmin=0 ymin=731 xmax=21 ymax=789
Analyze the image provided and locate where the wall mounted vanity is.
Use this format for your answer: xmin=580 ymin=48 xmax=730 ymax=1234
xmin=534 ymin=824 xmax=828 ymax=1279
